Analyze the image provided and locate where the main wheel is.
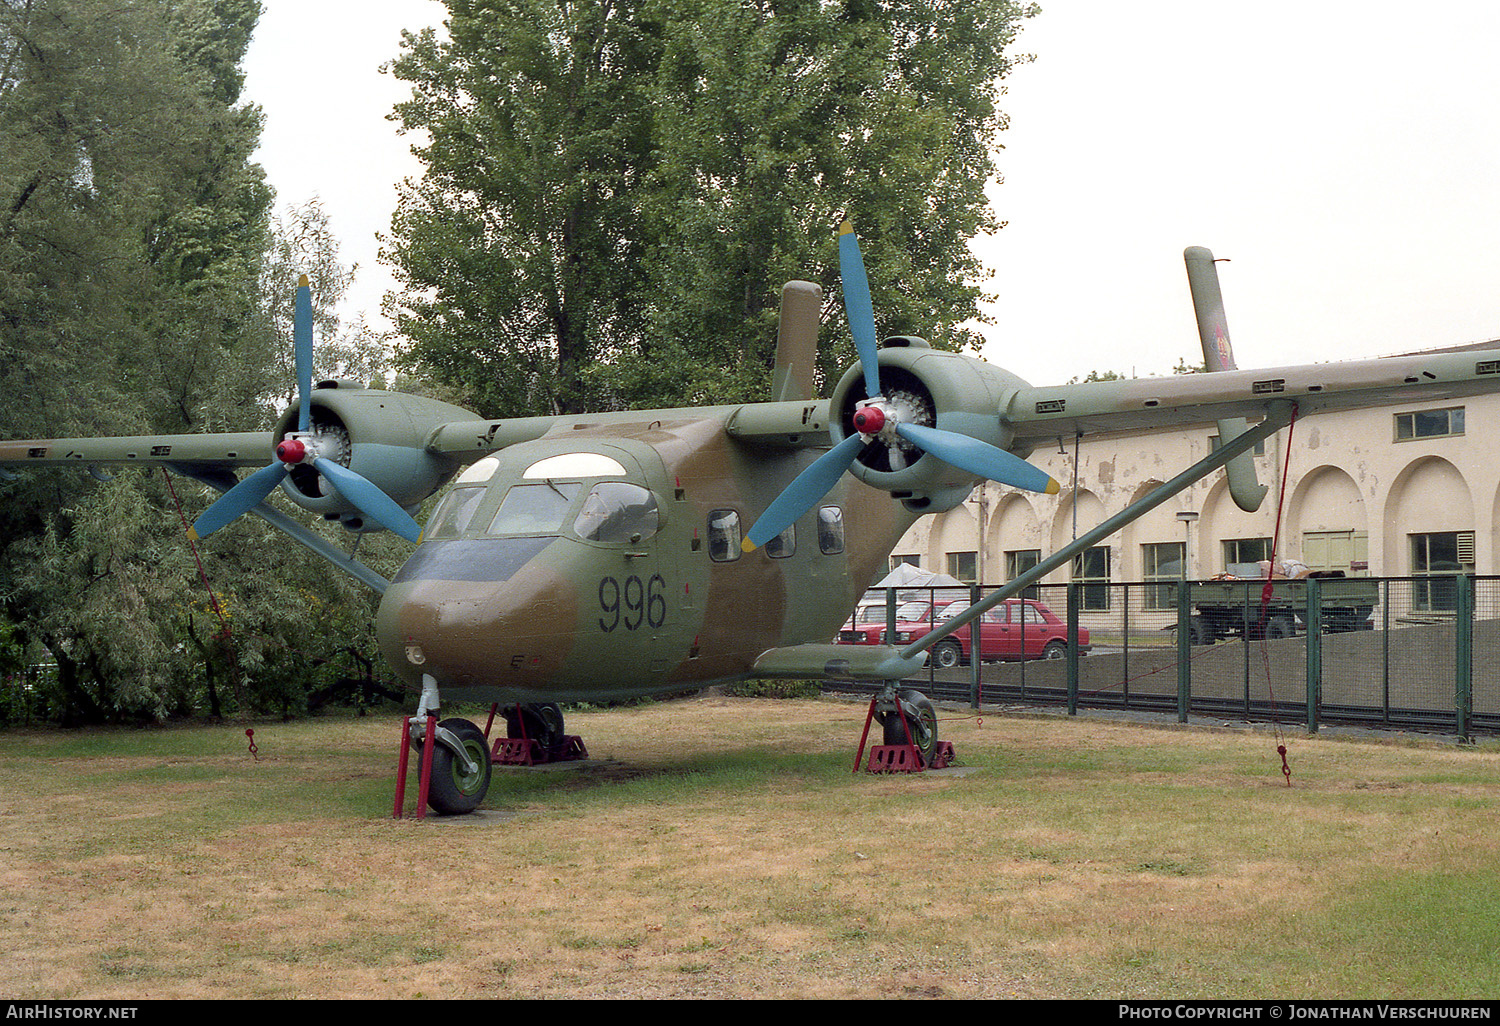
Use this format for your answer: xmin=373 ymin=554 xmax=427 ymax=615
xmin=426 ymin=717 xmax=492 ymax=816
xmin=881 ymin=690 xmax=939 ymax=765
xmin=506 ymin=702 xmax=565 ymax=751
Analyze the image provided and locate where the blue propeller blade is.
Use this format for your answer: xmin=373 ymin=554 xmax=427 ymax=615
xmin=743 ymin=433 xmax=867 ymax=551
xmin=188 ymin=461 xmax=289 ymax=540
xmin=312 ymin=457 xmax=423 ymax=544
xmin=838 ymin=222 xmax=882 ymax=400
xmin=294 ymin=275 xmax=313 ymax=433
xmin=894 ymin=422 xmax=1060 ymax=495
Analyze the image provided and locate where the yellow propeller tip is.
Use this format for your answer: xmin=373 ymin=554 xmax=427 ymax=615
xmin=186 ymin=527 xmax=201 ymax=542
xmin=1045 ymin=479 xmax=1061 ymax=495
xmin=839 ymin=220 xmax=854 ymax=235
xmin=741 ymin=538 xmax=758 ymax=554
xmin=298 ymin=274 xmax=310 ymax=287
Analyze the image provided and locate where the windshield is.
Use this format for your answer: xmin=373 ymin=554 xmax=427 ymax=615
xmin=487 ymin=482 xmax=581 ymax=536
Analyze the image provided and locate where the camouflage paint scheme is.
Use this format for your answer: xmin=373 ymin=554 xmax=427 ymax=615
xmin=378 ymin=412 xmax=917 ymax=706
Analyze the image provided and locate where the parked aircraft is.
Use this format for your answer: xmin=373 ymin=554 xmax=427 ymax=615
xmin=6 ymin=228 xmax=1498 ymax=813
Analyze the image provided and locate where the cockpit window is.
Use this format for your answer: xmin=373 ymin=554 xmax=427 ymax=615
xmin=424 ymin=485 xmax=486 ymax=540
xmin=487 ymin=482 xmax=581 ymax=536
xmin=524 ymin=452 xmax=627 ymax=479
xmin=574 ymin=482 xmax=660 ymax=544
xmin=817 ymin=506 xmax=845 ymax=554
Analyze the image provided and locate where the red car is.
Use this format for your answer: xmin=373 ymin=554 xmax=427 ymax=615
xmin=840 ymin=598 xmax=1089 ymax=667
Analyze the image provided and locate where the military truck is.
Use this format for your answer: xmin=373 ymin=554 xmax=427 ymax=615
xmin=1186 ymin=564 xmax=1378 ymax=644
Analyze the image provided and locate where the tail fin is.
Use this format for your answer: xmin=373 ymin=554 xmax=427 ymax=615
xmin=772 ymin=280 xmax=821 ymax=403
xmin=1185 ymin=247 xmax=1268 ymax=513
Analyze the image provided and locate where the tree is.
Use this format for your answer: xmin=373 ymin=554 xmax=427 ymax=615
xmin=0 ymin=0 xmax=351 ymax=723
xmin=384 ymin=0 xmax=1039 ymax=417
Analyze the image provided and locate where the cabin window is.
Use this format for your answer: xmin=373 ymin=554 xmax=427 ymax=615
xmin=574 ymin=482 xmax=660 ymax=544
xmin=765 ymin=524 xmax=795 ymax=559
xmin=817 ymin=506 xmax=845 ymax=555
xmin=424 ymin=485 xmax=486 ymax=540
xmin=487 ymin=482 xmax=581 ymax=536
xmin=707 ymin=510 xmax=741 ymax=561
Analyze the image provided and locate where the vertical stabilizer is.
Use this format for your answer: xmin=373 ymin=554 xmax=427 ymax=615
xmin=772 ymin=281 xmax=822 ymax=402
xmin=1184 ymin=247 xmax=1269 ymax=513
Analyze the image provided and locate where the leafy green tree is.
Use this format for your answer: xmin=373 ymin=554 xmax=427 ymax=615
xmin=385 ymin=0 xmax=1038 ymax=417
xmin=0 ymin=1 xmax=404 ymax=724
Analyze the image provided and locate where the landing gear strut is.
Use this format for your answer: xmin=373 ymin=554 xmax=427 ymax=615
xmin=394 ymin=677 xmax=588 ymax=818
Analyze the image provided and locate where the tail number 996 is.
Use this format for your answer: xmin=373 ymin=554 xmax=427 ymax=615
xmin=598 ymin=574 xmax=666 ymax=632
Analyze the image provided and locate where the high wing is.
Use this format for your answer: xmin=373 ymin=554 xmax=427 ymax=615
xmin=1003 ymin=345 xmax=1500 ymax=449
xmin=0 ymin=432 xmax=269 ymax=468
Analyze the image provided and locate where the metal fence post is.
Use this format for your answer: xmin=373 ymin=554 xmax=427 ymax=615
xmin=1176 ymin=580 xmax=1191 ymax=723
xmin=1067 ymin=581 xmax=1080 ymax=716
xmin=969 ymin=583 xmax=981 ymax=710
xmin=1457 ymin=573 xmax=1472 ymax=743
xmin=1306 ymin=576 xmax=1322 ymax=734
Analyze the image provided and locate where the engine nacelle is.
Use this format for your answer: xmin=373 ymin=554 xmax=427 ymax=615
xmin=829 ymin=339 xmax=1032 ymax=512
xmin=268 ymin=382 xmax=477 ymax=531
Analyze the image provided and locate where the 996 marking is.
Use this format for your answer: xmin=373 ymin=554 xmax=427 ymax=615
xmin=599 ymin=574 xmax=666 ymax=632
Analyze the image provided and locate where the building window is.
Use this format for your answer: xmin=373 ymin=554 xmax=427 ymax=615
xmin=889 ymin=553 xmax=919 ymax=570
xmin=1006 ymin=549 xmax=1040 ymax=599
xmin=1395 ymin=407 xmax=1464 ymax=441
xmin=1141 ymin=541 xmax=1185 ymax=611
xmin=1223 ymin=537 xmax=1272 ymax=571
xmin=947 ymin=551 xmax=977 ymax=585
xmin=1071 ymin=546 xmax=1110 ymax=611
xmin=1411 ymin=531 xmax=1475 ymax=611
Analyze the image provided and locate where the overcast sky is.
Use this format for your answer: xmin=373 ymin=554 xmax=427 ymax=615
xmin=242 ymin=1 xmax=1500 ymax=388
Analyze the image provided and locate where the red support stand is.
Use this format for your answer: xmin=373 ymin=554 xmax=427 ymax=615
xmin=853 ymin=698 xmax=956 ymax=773
xmin=492 ymin=734 xmax=588 ymax=766
xmin=393 ymin=714 xmax=437 ymax=820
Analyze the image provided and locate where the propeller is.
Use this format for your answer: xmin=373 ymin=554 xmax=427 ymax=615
xmin=188 ymin=276 xmax=424 ymax=544
xmin=743 ymin=222 xmax=1059 ymax=552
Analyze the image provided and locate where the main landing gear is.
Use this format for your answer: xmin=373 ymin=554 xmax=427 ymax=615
xmin=855 ymin=685 xmax=954 ymax=773
xmin=393 ymin=680 xmax=589 ymax=819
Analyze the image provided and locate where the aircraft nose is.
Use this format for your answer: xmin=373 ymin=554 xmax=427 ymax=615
xmin=376 ymin=537 xmax=579 ymax=695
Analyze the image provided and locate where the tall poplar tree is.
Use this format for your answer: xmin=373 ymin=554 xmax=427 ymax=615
xmin=385 ymin=0 xmax=1037 ymax=417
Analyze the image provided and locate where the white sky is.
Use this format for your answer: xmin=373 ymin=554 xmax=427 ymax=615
xmin=242 ymin=0 xmax=1500 ymax=388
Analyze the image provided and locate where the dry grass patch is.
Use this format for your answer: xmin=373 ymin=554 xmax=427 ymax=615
xmin=3 ymin=696 xmax=1500 ymax=998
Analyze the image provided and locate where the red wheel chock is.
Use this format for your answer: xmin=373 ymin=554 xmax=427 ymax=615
xmin=491 ymin=734 xmax=588 ymax=766
xmin=484 ymin=704 xmax=588 ymax=766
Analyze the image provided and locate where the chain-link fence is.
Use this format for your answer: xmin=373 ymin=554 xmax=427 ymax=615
xmin=833 ymin=576 xmax=1498 ymax=737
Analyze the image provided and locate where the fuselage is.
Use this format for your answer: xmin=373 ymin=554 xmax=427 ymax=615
xmin=375 ymin=413 xmax=919 ymax=705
